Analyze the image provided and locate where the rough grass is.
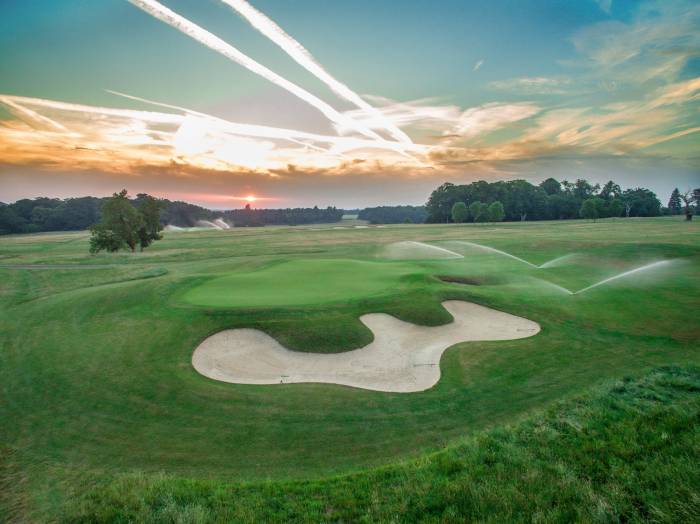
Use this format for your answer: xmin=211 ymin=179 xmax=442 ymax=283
xmin=61 ymin=366 xmax=700 ymax=523
xmin=1 ymin=217 xmax=699 ymax=520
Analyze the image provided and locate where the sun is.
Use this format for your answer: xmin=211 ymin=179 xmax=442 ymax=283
xmin=245 ymin=195 xmax=257 ymax=203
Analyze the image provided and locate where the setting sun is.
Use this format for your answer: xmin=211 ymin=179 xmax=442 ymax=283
xmin=245 ymin=195 xmax=257 ymax=203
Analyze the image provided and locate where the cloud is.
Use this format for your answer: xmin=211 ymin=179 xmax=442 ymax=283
xmin=570 ymin=0 xmax=700 ymax=85
xmin=1 ymin=0 xmax=697 ymax=198
xmin=344 ymin=97 xmax=540 ymax=143
xmin=0 ymin=93 xmax=426 ymax=174
xmin=489 ymin=76 xmax=573 ymax=95
xmin=452 ymin=103 xmax=540 ymax=140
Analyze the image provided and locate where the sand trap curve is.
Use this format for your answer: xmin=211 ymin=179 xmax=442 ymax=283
xmin=193 ymin=301 xmax=540 ymax=393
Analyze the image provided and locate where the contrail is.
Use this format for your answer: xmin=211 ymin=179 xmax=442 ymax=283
xmin=0 ymin=93 xmax=429 ymax=172
xmin=126 ymin=0 xmax=387 ymax=143
xmin=105 ymin=90 xmax=425 ymax=155
xmin=219 ymin=0 xmax=412 ymax=145
xmin=0 ymin=96 xmax=71 ymax=133
xmin=0 ymin=94 xmax=183 ymax=124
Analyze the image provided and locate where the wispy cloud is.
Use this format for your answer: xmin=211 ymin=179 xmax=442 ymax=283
xmin=0 ymin=0 xmax=697 ymax=188
xmin=489 ymin=76 xmax=573 ymax=95
xmin=569 ymin=0 xmax=700 ymax=85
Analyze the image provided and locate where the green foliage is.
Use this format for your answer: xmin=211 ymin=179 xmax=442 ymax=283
xmin=487 ymin=200 xmax=505 ymax=222
xmin=580 ymin=198 xmax=602 ymax=221
xmin=225 ymin=205 xmax=344 ymax=227
xmin=89 ymin=224 xmax=124 ymax=253
xmin=61 ymin=366 xmax=700 ymax=523
xmin=426 ymin=177 xmax=661 ymax=223
xmin=89 ymin=190 xmax=143 ymax=253
xmin=450 ymin=201 xmax=468 ymax=223
xmin=622 ymin=187 xmax=662 ymax=218
xmin=134 ymin=194 xmax=165 ymax=251
xmin=668 ymin=188 xmax=682 ymax=215
xmin=468 ymin=200 xmax=487 ymax=222
xmin=539 ymin=177 xmax=561 ymax=195
xmin=0 ymin=195 xmax=345 ymax=235
xmin=358 ymin=205 xmax=427 ymax=224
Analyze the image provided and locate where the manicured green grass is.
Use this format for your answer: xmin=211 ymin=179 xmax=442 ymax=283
xmin=182 ymin=259 xmax=418 ymax=308
xmin=1 ymin=217 xmax=699 ymax=520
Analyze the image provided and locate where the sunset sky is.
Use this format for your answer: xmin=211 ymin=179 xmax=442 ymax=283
xmin=1 ymin=0 xmax=699 ymax=208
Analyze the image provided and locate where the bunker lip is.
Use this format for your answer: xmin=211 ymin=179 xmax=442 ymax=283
xmin=192 ymin=300 xmax=540 ymax=393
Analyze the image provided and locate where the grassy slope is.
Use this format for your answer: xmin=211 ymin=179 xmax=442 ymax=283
xmin=1 ymin=217 xmax=699 ymax=520
xmin=62 ymin=366 xmax=700 ymax=523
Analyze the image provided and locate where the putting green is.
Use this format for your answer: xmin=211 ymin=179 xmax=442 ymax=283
xmin=182 ymin=259 xmax=417 ymax=307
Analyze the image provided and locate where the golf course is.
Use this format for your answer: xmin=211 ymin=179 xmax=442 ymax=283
xmin=1 ymin=216 xmax=699 ymax=521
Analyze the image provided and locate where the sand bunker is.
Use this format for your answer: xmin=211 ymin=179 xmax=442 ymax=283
xmin=192 ymin=301 xmax=540 ymax=392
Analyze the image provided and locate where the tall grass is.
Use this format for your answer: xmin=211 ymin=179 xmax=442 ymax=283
xmin=62 ymin=366 xmax=700 ymax=523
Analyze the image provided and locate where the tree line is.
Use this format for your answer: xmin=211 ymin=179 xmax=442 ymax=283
xmin=222 ymin=205 xmax=343 ymax=227
xmin=0 ymin=194 xmax=344 ymax=235
xmin=358 ymin=205 xmax=428 ymax=224
xmin=425 ymin=178 xmax=698 ymax=223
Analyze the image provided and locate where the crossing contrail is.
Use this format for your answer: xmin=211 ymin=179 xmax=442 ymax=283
xmin=126 ymin=0 xmax=389 ymax=144
xmin=105 ymin=90 xmax=425 ymax=155
xmin=218 ymin=0 xmax=412 ymax=145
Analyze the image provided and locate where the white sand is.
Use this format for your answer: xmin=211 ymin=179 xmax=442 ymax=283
xmin=192 ymin=301 xmax=540 ymax=392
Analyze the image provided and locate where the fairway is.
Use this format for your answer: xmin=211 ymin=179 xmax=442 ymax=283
xmin=1 ymin=217 xmax=699 ymax=520
xmin=182 ymin=259 xmax=416 ymax=308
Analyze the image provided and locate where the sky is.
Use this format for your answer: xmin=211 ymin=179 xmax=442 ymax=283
xmin=1 ymin=0 xmax=698 ymax=208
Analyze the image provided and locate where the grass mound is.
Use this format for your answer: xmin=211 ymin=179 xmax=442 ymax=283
xmin=62 ymin=366 xmax=700 ymax=523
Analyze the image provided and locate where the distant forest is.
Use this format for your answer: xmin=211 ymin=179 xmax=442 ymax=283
xmin=359 ymin=205 xmax=427 ymax=224
xmin=425 ymin=178 xmax=697 ymax=223
xmin=1 ymin=178 xmax=696 ymax=234
xmin=0 ymin=194 xmax=343 ymax=235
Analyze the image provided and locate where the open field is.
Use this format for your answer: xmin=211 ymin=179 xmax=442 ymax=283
xmin=1 ymin=216 xmax=699 ymax=520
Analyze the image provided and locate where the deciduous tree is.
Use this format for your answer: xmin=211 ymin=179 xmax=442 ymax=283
xmin=451 ymin=202 xmax=469 ymax=223
xmin=89 ymin=189 xmax=143 ymax=253
xmin=487 ymin=201 xmax=505 ymax=222
xmin=580 ymin=198 xmax=602 ymax=222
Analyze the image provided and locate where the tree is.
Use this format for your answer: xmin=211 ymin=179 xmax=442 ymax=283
xmin=607 ymin=198 xmax=624 ymax=218
xmin=135 ymin=194 xmax=165 ymax=251
xmin=451 ymin=201 xmax=469 ymax=223
xmin=540 ymin=178 xmax=562 ymax=195
xmin=622 ymin=188 xmax=661 ymax=217
xmin=426 ymin=182 xmax=461 ymax=223
xmin=680 ymin=190 xmax=697 ymax=221
xmin=504 ymin=180 xmax=546 ymax=221
xmin=89 ymin=189 xmax=143 ymax=253
xmin=599 ymin=180 xmax=622 ymax=201
xmin=89 ymin=224 xmax=125 ymax=253
xmin=580 ymin=198 xmax=602 ymax=221
xmin=573 ymin=179 xmax=600 ymax=200
xmin=487 ymin=201 xmax=505 ymax=222
xmin=667 ymin=188 xmax=682 ymax=215
xmin=468 ymin=201 xmax=486 ymax=222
